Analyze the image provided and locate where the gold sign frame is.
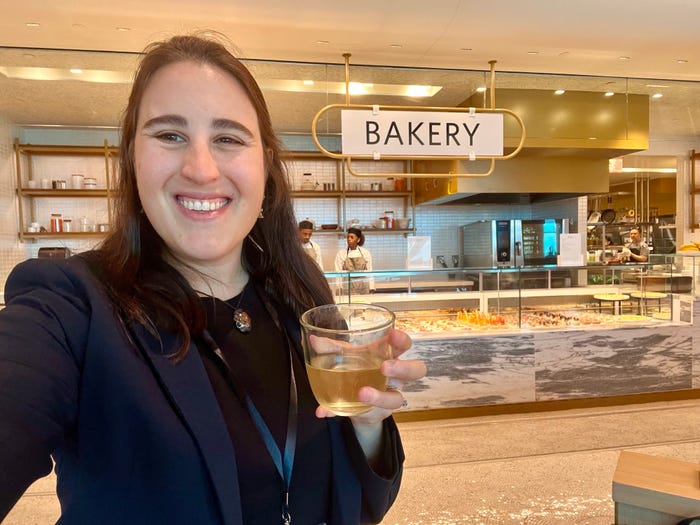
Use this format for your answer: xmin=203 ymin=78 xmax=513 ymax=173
xmin=311 ymin=57 xmax=526 ymax=178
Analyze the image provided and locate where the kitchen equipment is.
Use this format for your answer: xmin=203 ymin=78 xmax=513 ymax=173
xmin=84 ymin=177 xmax=97 ymax=189
xmin=460 ymin=219 xmax=564 ymax=267
xmin=394 ymin=178 xmax=407 ymax=192
xmin=373 ymin=218 xmax=387 ymax=229
xmin=370 ymin=182 xmax=382 ymax=191
xmin=396 ymin=217 xmax=411 ymax=229
xmin=587 ymin=210 xmax=601 ymax=224
xmin=38 ymin=247 xmax=70 ymax=259
xmin=300 ymin=173 xmax=318 ymax=191
xmin=601 ymin=208 xmax=616 ymax=224
xmin=320 ymin=224 xmax=338 ymax=230
xmin=436 ymin=255 xmax=448 ymax=268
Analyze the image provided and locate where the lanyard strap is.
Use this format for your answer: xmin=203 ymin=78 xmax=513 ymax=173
xmin=242 ymin=352 xmax=297 ymax=524
xmin=202 ymin=327 xmax=298 ymax=525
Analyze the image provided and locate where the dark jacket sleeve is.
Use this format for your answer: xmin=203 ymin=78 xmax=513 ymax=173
xmin=0 ymin=258 xmax=88 ymax=519
xmin=340 ymin=416 xmax=405 ymax=524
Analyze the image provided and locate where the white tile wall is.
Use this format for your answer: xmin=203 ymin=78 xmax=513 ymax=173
xmin=288 ymin=156 xmax=581 ymax=271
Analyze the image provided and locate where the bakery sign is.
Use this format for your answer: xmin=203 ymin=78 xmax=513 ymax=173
xmin=341 ymin=108 xmax=504 ymax=157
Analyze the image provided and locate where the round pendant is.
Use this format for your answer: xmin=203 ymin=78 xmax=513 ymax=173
xmin=233 ymin=308 xmax=252 ymax=333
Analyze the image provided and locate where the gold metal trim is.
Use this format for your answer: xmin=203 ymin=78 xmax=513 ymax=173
xmin=311 ymin=57 xmax=526 ymax=178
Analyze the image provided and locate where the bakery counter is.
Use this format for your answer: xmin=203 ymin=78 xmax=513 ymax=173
xmin=397 ymin=299 xmax=700 ymax=413
xmin=325 ymin=265 xmax=697 ymax=413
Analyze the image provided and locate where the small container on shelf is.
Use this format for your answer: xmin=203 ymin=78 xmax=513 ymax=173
xmin=50 ymin=213 xmax=63 ymax=233
xmin=63 ymin=218 xmax=73 ymax=232
xmin=84 ymin=177 xmax=98 ymax=189
xmin=384 ymin=210 xmax=395 ymax=229
xmin=71 ymin=174 xmax=84 ymax=189
xmin=394 ymin=178 xmax=407 ymax=192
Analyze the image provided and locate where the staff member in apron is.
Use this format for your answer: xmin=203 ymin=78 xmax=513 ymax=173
xmin=334 ymin=227 xmax=375 ymax=295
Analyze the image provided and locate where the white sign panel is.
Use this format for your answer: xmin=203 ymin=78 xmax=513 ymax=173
xmin=558 ymin=233 xmax=584 ymax=266
xmin=406 ymin=236 xmax=433 ymax=269
xmin=341 ymin=109 xmax=504 ymax=156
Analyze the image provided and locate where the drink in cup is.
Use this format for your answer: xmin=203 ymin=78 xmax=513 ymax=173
xmin=300 ymin=303 xmax=395 ymax=416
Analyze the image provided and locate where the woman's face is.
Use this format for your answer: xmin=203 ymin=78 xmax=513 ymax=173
xmin=133 ymin=60 xmax=265 ymax=275
xmin=346 ymin=233 xmax=360 ymax=249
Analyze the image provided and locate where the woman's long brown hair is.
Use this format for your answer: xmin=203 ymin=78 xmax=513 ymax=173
xmin=94 ymin=33 xmax=333 ymax=359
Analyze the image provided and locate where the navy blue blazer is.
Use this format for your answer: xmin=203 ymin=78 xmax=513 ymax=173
xmin=0 ymin=255 xmax=404 ymax=524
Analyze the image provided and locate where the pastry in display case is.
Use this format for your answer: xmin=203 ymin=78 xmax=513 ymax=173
xmin=325 ymin=259 xmax=687 ymax=339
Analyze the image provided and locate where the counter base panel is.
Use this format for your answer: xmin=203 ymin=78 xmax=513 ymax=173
xmin=399 ymin=300 xmax=700 ymax=415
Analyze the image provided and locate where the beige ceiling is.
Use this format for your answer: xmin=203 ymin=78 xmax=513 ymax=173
xmin=1 ymin=0 xmax=700 ymax=148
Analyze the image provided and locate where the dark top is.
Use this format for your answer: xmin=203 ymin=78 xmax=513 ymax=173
xmin=199 ymin=285 xmax=332 ymax=524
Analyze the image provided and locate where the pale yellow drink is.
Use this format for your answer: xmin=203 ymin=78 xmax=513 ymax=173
xmin=306 ymin=354 xmax=386 ymax=416
xmin=300 ymin=303 xmax=395 ymax=416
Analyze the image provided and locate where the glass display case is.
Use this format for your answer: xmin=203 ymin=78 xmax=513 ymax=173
xmin=324 ymin=258 xmax=693 ymax=339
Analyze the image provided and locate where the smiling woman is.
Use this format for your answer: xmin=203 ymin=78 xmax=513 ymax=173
xmin=0 ymin=33 xmax=427 ymax=524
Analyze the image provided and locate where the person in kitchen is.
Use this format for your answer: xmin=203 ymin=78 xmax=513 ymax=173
xmin=620 ymin=227 xmax=649 ymax=263
xmin=0 ymin=33 xmax=427 ymax=524
xmin=298 ymin=219 xmax=324 ymax=270
xmin=335 ymin=226 xmax=376 ymax=294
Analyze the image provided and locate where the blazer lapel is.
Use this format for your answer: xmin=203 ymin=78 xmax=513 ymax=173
xmin=128 ymin=323 xmax=243 ymax=525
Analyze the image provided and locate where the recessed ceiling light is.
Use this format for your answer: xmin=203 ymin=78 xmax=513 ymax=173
xmin=677 ymin=59 xmax=688 ymax=64
xmin=25 ymin=22 xmax=40 ymax=28
xmin=618 ymin=55 xmax=631 ymax=60
xmin=315 ymin=40 xmax=330 ymax=45
xmin=527 ymin=51 xmax=539 ymax=55
xmin=459 ymin=48 xmax=473 ymax=52
xmin=475 ymin=86 xmax=487 ymax=93
xmin=116 ymin=27 xmax=131 ymax=32
xmin=302 ymin=80 xmax=314 ymax=86
xmin=646 ymin=83 xmax=669 ymax=88
xmin=652 ymin=93 xmax=664 ymax=99
xmin=388 ymin=43 xmax=403 ymax=49
xmin=604 ymin=92 xmax=615 ymax=97
xmin=554 ymin=89 xmax=565 ymax=95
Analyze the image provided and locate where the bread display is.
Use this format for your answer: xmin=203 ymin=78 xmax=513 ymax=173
xmin=394 ymin=304 xmax=665 ymax=336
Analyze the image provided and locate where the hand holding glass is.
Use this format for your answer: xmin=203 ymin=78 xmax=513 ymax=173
xmin=300 ymin=303 xmax=395 ymax=416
